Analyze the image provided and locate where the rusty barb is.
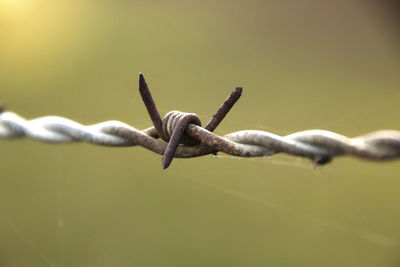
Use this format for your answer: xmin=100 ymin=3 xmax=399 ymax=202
xmin=139 ymin=73 xmax=242 ymax=168
xmin=1 ymin=74 xmax=400 ymax=169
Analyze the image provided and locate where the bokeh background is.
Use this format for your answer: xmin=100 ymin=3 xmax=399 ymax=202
xmin=1 ymin=0 xmax=400 ymax=266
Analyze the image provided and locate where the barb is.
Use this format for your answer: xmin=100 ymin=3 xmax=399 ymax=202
xmin=1 ymin=75 xmax=400 ymax=169
xmin=138 ymin=74 xmax=242 ymax=168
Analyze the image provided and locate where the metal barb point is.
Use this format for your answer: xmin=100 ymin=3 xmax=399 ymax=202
xmin=205 ymin=87 xmax=242 ymax=132
xmin=138 ymin=73 xmax=165 ymax=141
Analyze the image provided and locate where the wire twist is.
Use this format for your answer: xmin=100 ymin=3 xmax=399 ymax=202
xmin=1 ymin=111 xmax=400 ymax=166
xmin=1 ymin=74 xmax=400 ymax=169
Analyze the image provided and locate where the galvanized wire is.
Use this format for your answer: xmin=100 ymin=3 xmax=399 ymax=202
xmin=2 ymin=110 xmax=400 ymax=166
xmin=2 ymin=74 xmax=399 ymax=168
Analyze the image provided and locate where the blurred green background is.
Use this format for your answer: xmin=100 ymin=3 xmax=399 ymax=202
xmin=1 ymin=0 xmax=400 ymax=266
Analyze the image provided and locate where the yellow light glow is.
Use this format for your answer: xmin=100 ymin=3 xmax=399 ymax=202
xmin=1 ymin=0 xmax=23 ymax=9
xmin=0 ymin=0 xmax=34 ymax=18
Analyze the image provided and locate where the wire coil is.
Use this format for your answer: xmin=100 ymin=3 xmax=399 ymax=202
xmin=162 ymin=111 xmax=201 ymax=145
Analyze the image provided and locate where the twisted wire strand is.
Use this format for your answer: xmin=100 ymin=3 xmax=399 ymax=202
xmin=1 ymin=111 xmax=400 ymax=164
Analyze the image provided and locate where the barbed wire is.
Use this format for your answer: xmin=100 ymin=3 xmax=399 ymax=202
xmin=1 ymin=74 xmax=400 ymax=169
